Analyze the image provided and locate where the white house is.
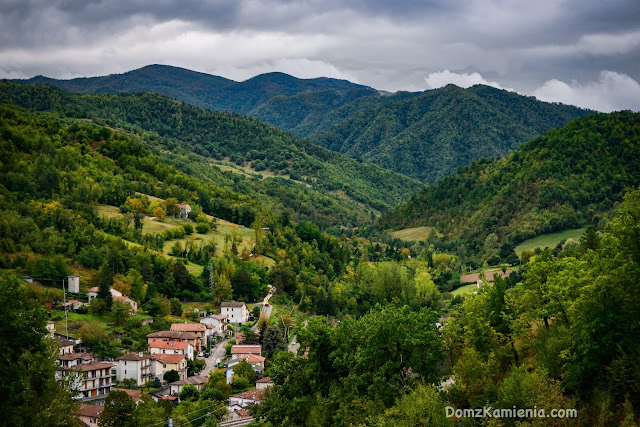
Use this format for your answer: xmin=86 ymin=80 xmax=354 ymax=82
xmin=177 ymin=203 xmax=191 ymax=219
xmin=58 ymin=352 xmax=94 ymax=369
xmin=150 ymin=354 xmax=188 ymax=381
xmin=226 ymin=354 xmax=265 ymax=384
xmin=149 ymin=340 xmax=194 ymax=361
xmin=57 ymin=337 xmax=75 ymax=355
xmin=87 ymin=287 xmax=122 ymax=302
xmin=114 ymin=352 xmax=153 ymax=387
xmin=230 ymin=345 xmax=262 ymax=360
xmin=220 ymin=302 xmax=250 ymax=324
xmin=63 ymin=361 xmax=114 ymax=405
xmin=200 ymin=314 xmax=228 ymax=337
xmin=256 ymin=377 xmax=274 ymax=390
xmin=168 ymin=375 xmax=208 ymax=397
xmin=113 ymin=296 xmax=138 ymax=315
xmin=78 ymin=404 xmax=103 ymax=426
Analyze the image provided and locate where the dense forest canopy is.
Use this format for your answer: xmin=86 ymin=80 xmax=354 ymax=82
xmin=381 ymin=111 xmax=640 ymax=257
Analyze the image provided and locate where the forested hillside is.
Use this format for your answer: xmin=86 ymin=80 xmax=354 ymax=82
xmin=0 ymin=81 xmax=422 ymax=226
xmin=381 ymin=111 xmax=640 ymax=258
xmin=310 ymin=84 xmax=593 ymax=182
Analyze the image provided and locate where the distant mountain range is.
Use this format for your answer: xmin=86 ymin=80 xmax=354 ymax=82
xmin=19 ymin=65 xmax=593 ymax=182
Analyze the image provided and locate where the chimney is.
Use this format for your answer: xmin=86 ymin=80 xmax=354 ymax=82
xmin=139 ymin=352 xmax=143 ymax=358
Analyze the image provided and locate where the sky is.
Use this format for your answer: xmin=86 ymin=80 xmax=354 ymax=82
xmin=1 ymin=0 xmax=639 ymax=112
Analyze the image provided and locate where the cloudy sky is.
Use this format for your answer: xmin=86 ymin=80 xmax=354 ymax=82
xmin=1 ymin=0 xmax=639 ymax=112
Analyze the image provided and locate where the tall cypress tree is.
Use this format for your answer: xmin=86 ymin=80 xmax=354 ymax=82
xmin=95 ymin=263 xmax=113 ymax=308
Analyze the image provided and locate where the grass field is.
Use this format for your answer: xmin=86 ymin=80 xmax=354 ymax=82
xmin=451 ymin=283 xmax=479 ymax=297
xmin=515 ymin=228 xmax=586 ymax=257
xmin=390 ymin=226 xmax=440 ymax=242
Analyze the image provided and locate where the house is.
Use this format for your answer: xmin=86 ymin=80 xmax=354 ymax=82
xmin=113 ymin=295 xmax=138 ymax=315
xmin=150 ymin=354 xmax=188 ymax=381
xmin=256 ymin=377 xmax=274 ymax=390
xmin=58 ymin=337 xmax=75 ymax=355
xmin=62 ymin=300 xmax=87 ymax=311
xmin=201 ymin=314 xmax=228 ymax=337
xmin=221 ymin=302 xmax=250 ymax=324
xmin=229 ymin=389 xmax=265 ymax=408
xmin=168 ymin=375 xmax=209 ymax=397
xmin=230 ymin=345 xmax=262 ymax=360
xmin=226 ymin=354 xmax=265 ymax=384
xmin=87 ymin=287 xmax=122 ymax=302
xmin=112 ymin=388 xmax=144 ymax=404
xmin=114 ymin=352 xmax=153 ymax=387
xmin=146 ymin=330 xmax=200 ymax=352
xmin=47 ymin=321 xmax=56 ymax=336
xmin=58 ymin=352 xmax=94 ymax=369
xmin=177 ymin=203 xmax=191 ymax=219
xmin=149 ymin=340 xmax=194 ymax=361
xmin=78 ymin=404 xmax=103 ymax=425
xmin=68 ymin=361 xmax=114 ymax=405
xmin=170 ymin=323 xmax=206 ymax=350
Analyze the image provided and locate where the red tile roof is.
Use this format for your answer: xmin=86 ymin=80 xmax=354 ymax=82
xmin=169 ymin=376 xmax=208 ymax=386
xmin=231 ymin=345 xmax=261 ymax=354
xmin=256 ymin=377 xmax=272 ymax=383
xmin=147 ymin=331 xmax=198 ymax=340
xmin=240 ymin=354 xmax=266 ymax=363
xmin=170 ymin=323 xmax=206 ymax=332
xmin=149 ymin=340 xmax=189 ymax=350
xmin=221 ymin=301 xmax=247 ymax=308
xmin=151 ymin=354 xmax=186 ymax=364
xmin=87 ymin=287 xmax=99 ymax=293
xmin=72 ymin=361 xmax=113 ymax=372
xmin=117 ymin=352 xmax=151 ymax=361
xmin=79 ymin=404 xmax=103 ymax=418
xmin=230 ymin=389 xmax=265 ymax=401
xmin=112 ymin=388 xmax=143 ymax=402
xmin=59 ymin=352 xmax=94 ymax=361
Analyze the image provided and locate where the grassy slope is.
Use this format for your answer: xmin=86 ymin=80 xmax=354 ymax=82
xmin=515 ymin=228 xmax=586 ymax=256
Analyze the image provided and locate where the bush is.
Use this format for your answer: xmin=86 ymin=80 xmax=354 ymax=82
xmin=76 ymin=305 xmax=88 ymax=314
xmin=182 ymin=224 xmax=194 ymax=235
xmin=195 ymin=223 xmax=209 ymax=234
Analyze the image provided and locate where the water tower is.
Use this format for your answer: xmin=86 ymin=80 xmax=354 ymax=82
xmin=67 ymin=275 xmax=80 ymax=293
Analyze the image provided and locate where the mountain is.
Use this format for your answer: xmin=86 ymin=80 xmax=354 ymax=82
xmin=21 ymin=64 xmax=377 ymax=137
xmin=379 ymin=111 xmax=640 ymax=254
xmin=309 ymin=84 xmax=594 ymax=182
xmin=0 ymin=81 xmax=423 ymax=228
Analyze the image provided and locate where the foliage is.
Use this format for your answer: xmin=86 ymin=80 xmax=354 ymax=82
xmin=382 ymin=112 xmax=640 ymax=258
xmin=98 ymin=390 xmax=136 ymax=427
xmin=0 ymin=274 xmax=81 ymax=426
xmin=233 ymin=359 xmax=258 ymax=384
xmin=170 ymin=297 xmax=183 ymax=316
xmin=262 ymin=325 xmax=287 ymax=357
xmin=179 ymin=384 xmax=200 ymax=402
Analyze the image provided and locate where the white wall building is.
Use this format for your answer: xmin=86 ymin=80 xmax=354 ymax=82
xmin=114 ymin=352 xmax=153 ymax=387
xmin=220 ymin=302 xmax=250 ymax=324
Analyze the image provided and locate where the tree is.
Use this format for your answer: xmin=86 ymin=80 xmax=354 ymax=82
xmin=164 ymin=370 xmax=180 ymax=383
xmin=152 ymin=206 xmax=166 ymax=221
xmin=98 ymin=390 xmax=136 ymax=427
xmin=233 ymin=359 xmax=257 ymax=383
xmin=112 ymin=300 xmax=132 ymax=326
xmin=89 ymin=297 xmax=108 ymax=316
xmin=243 ymin=329 xmax=260 ymax=345
xmin=144 ymin=297 xmax=171 ymax=318
xmin=179 ymin=384 xmax=200 ymax=402
xmin=375 ymin=384 xmax=451 ymax=426
xmin=170 ymin=297 xmax=183 ymax=316
xmin=164 ymin=198 xmax=179 ymax=218
xmin=127 ymin=269 xmax=146 ymax=303
xmin=0 ymin=274 xmax=81 ymax=426
xmin=95 ymin=263 xmax=114 ymax=308
xmin=262 ymin=325 xmax=286 ymax=357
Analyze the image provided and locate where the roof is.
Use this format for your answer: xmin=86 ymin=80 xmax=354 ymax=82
xmin=169 ymin=375 xmax=208 ymax=386
xmin=117 ymin=352 xmax=151 ymax=361
xmin=72 ymin=361 xmax=114 ymax=372
xmin=170 ymin=323 xmax=206 ymax=332
xmin=112 ymin=388 xmax=143 ymax=402
xmin=221 ymin=301 xmax=247 ymax=308
xmin=256 ymin=377 xmax=273 ymax=383
xmin=57 ymin=337 xmax=75 ymax=347
xmin=87 ymin=287 xmax=99 ymax=293
xmin=151 ymin=354 xmax=186 ymax=364
xmin=147 ymin=330 xmax=198 ymax=340
xmin=149 ymin=340 xmax=189 ymax=350
xmin=79 ymin=404 xmax=103 ymax=418
xmin=240 ymin=354 xmax=266 ymax=363
xmin=230 ymin=389 xmax=265 ymax=401
xmin=203 ymin=324 xmax=214 ymax=329
xmin=58 ymin=352 xmax=94 ymax=361
xmin=207 ymin=314 xmax=227 ymax=321
xmin=113 ymin=296 xmax=135 ymax=303
xmin=231 ymin=345 xmax=262 ymax=354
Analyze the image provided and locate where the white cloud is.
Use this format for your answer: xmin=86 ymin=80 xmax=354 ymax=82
xmin=532 ymin=71 xmax=640 ymax=112
xmin=424 ymin=70 xmax=508 ymax=90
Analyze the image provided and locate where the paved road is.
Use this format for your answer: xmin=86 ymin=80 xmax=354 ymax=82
xmin=250 ymin=285 xmax=275 ymax=333
xmin=202 ymin=338 xmax=229 ymax=374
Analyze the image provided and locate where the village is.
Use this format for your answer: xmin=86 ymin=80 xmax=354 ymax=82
xmin=50 ymin=281 xmax=279 ymax=426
